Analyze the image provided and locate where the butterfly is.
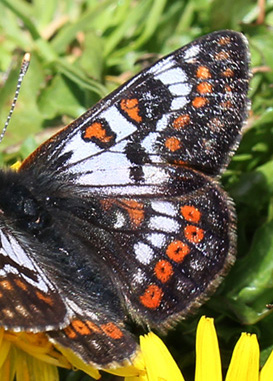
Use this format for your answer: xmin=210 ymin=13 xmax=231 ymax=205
xmin=0 ymin=30 xmax=250 ymax=368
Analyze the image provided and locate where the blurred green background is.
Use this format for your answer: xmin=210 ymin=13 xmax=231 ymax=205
xmin=0 ymin=0 xmax=273 ymax=380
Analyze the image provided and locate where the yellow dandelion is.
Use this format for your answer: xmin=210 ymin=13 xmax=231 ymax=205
xmin=1 ymin=316 xmax=273 ymax=380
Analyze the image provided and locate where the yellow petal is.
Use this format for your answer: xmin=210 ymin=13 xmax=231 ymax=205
xmin=137 ymin=332 xmax=185 ymax=381
xmin=195 ymin=316 xmax=222 ymax=381
xmin=105 ymin=350 xmax=146 ymax=377
xmin=0 ymin=329 xmax=11 ymax=369
xmin=260 ymin=350 xmax=273 ymax=381
xmin=54 ymin=343 xmax=101 ymax=380
xmin=225 ymin=333 xmax=259 ymax=381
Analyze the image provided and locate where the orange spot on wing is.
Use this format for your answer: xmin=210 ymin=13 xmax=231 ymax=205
xmin=173 ymin=114 xmax=190 ymax=129
xmin=220 ymin=100 xmax=233 ymax=109
xmin=101 ymin=322 xmax=123 ymax=339
xmin=218 ymin=36 xmax=231 ymax=45
xmin=215 ymin=51 xmax=230 ymax=60
xmin=196 ymin=66 xmax=211 ymax=79
xmin=36 ymin=291 xmax=54 ymax=306
xmin=0 ymin=280 xmax=13 ymax=290
xmin=64 ymin=325 xmax=77 ymax=339
xmin=71 ymin=320 xmax=91 ymax=335
xmin=166 ymin=240 xmax=190 ymax=262
xmin=100 ymin=198 xmax=114 ymax=211
xmin=85 ymin=320 xmax=101 ymax=333
xmin=197 ymin=82 xmax=212 ymax=94
xmin=119 ymin=199 xmax=144 ymax=227
xmin=181 ymin=205 xmax=201 ymax=223
xmin=225 ymin=85 xmax=232 ymax=92
xmin=184 ymin=225 xmax=204 ymax=243
xmin=154 ymin=260 xmax=173 ymax=283
xmin=174 ymin=160 xmax=186 ymax=165
xmin=84 ymin=122 xmax=113 ymax=143
xmin=222 ymin=68 xmax=234 ymax=77
xmin=165 ymin=137 xmax=181 ymax=152
xmin=139 ymin=284 xmax=163 ymax=309
xmin=15 ymin=279 xmax=28 ymax=291
xmin=120 ymin=98 xmax=142 ymax=123
xmin=192 ymin=97 xmax=208 ymax=108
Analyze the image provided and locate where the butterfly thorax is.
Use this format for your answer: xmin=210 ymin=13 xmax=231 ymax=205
xmin=0 ymin=169 xmax=51 ymax=236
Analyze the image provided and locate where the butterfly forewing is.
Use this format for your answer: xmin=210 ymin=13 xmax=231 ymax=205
xmin=0 ymin=30 xmax=250 ymax=367
xmin=0 ymin=225 xmax=69 ymax=331
xmin=20 ymin=30 xmax=249 ymax=184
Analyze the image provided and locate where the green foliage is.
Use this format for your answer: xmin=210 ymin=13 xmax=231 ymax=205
xmin=0 ymin=0 xmax=273 ymax=380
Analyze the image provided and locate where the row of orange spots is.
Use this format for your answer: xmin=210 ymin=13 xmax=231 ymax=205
xmin=193 ymin=65 xmax=213 ymax=109
xmin=84 ymin=121 xmax=113 ymax=143
xmin=64 ymin=319 xmax=123 ymax=340
xmin=165 ymin=136 xmax=181 ymax=152
xmin=139 ymin=284 xmax=163 ymax=309
xmin=139 ymin=205 xmax=204 ymax=310
xmin=181 ymin=205 xmax=204 ymax=243
xmin=120 ymin=98 xmax=142 ymax=123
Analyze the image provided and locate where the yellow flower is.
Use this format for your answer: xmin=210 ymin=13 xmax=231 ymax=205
xmin=1 ymin=316 xmax=273 ymax=380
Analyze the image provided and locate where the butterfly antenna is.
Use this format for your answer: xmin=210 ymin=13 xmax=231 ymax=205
xmin=0 ymin=53 xmax=31 ymax=144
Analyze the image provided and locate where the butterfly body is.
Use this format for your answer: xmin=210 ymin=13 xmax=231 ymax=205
xmin=0 ymin=30 xmax=250 ymax=368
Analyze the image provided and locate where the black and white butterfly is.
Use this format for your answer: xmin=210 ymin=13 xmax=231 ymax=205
xmin=0 ymin=30 xmax=250 ymax=368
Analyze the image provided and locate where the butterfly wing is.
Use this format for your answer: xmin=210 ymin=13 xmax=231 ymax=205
xmin=1 ymin=30 xmax=250 ymax=366
xmin=0 ymin=223 xmax=69 ymax=331
xmin=20 ymin=30 xmax=250 ymax=183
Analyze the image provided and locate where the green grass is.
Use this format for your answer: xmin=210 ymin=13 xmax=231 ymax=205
xmin=0 ymin=0 xmax=273 ymax=380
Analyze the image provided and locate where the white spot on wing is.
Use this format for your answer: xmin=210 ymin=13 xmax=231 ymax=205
xmin=171 ymin=96 xmax=188 ymax=110
xmin=155 ymin=67 xmax=187 ymax=85
xmin=151 ymin=201 xmax=177 ymax=216
xmin=146 ymin=233 xmax=166 ymax=248
xmin=184 ymin=45 xmax=200 ymax=60
xmin=132 ymin=268 xmax=146 ymax=285
xmin=156 ymin=114 xmax=171 ymax=132
xmin=149 ymin=216 xmax=180 ymax=233
xmin=169 ymin=83 xmax=191 ymax=96
xmin=101 ymin=106 xmax=136 ymax=137
xmin=141 ymin=132 xmax=158 ymax=151
xmin=113 ymin=211 xmax=126 ymax=229
xmin=134 ymin=242 xmax=154 ymax=264
xmin=62 ymin=106 xmax=137 ymax=165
